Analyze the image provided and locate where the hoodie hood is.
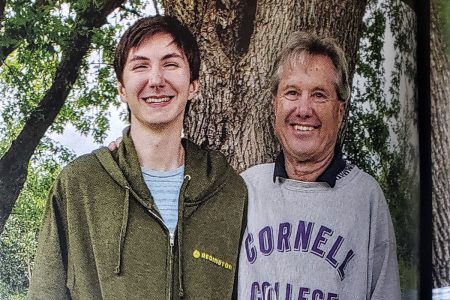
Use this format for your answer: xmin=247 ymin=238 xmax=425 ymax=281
xmin=93 ymin=128 xmax=233 ymax=210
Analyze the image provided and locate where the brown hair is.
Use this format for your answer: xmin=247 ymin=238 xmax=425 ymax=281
xmin=114 ymin=15 xmax=200 ymax=84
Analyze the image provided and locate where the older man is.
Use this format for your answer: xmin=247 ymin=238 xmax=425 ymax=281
xmin=237 ymin=32 xmax=401 ymax=299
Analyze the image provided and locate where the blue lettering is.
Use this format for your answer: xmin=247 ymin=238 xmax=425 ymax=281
xmin=338 ymin=249 xmax=355 ymax=280
xmin=277 ymin=222 xmax=292 ymax=252
xmin=245 ymin=233 xmax=257 ymax=263
xmin=250 ymin=282 xmax=262 ymax=300
xmin=326 ymin=236 xmax=344 ymax=268
xmin=294 ymin=221 xmax=314 ymax=252
xmin=259 ymin=226 xmax=274 ymax=255
xmin=312 ymin=290 xmax=324 ymax=300
xmin=327 ymin=293 xmax=339 ymax=300
xmin=285 ymin=283 xmax=293 ymax=300
xmin=262 ymin=282 xmax=279 ymax=300
xmin=311 ymin=226 xmax=333 ymax=258
xmin=298 ymin=287 xmax=310 ymax=300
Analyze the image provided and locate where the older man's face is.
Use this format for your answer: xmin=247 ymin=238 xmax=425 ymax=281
xmin=273 ymin=54 xmax=345 ymax=164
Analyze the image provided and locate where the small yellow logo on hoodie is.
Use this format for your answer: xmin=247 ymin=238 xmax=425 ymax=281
xmin=193 ymin=249 xmax=233 ymax=270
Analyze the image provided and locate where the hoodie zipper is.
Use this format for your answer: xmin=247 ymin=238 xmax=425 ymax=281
xmin=168 ymin=232 xmax=175 ymax=300
xmin=144 ymin=175 xmax=190 ymax=300
xmin=143 ymin=207 xmax=173 ymax=300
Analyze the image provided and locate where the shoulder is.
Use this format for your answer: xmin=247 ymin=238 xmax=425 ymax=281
xmin=341 ymin=165 xmax=383 ymax=192
xmin=240 ymin=163 xmax=274 ymax=187
xmin=183 ymin=139 xmax=229 ymax=169
xmin=55 ymin=148 xmax=109 ymax=187
xmin=183 ymin=139 xmax=247 ymax=193
xmin=340 ymin=165 xmax=389 ymax=209
xmin=60 ymin=151 xmax=102 ymax=175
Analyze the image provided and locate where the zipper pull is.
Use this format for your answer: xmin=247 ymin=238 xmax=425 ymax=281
xmin=169 ymin=232 xmax=175 ymax=246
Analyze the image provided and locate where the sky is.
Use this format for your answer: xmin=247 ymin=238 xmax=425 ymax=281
xmin=48 ymin=105 xmax=127 ymax=156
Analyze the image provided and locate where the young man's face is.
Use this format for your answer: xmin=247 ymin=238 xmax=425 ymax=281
xmin=118 ymin=32 xmax=198 ymax=130
xmin=273 ymin=54 xmax=345 ymax=163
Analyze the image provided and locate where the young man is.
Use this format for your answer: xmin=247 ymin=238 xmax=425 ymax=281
xmin=28 ymin=16 xmax=247 ymax=299
xmin=237 ymin=32 xmax=401 ymax=299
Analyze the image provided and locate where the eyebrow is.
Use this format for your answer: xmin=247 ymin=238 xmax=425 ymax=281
xmin=281 ymin=84 xmax=331 ymax=93
xmin=162 ymin=52 xmax=184 ymax=60
xmin=128 ymin=52 xmax=185 ymax=63
xmin=129 ymin=55 xmax=150 ymax=63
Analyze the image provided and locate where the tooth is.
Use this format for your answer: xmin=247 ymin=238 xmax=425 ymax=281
xmin=294 ymin=125 xmax=314 ymax=131
xmin=144 ymin=97 xmax=171 ymax=103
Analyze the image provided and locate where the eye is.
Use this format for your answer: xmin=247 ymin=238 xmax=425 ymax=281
xmin=132 ymin=64 xmax=147 ymax=71
xmin=312 ymin=91 xmax=328 ymax=102
xmin=164 ymin=61 xmax=180 ymax=69
xmin=284 ymin=90 xmax=299 ymax=101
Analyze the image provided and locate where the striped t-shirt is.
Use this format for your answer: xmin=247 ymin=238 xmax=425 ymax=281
xmin=141 ymin=165 xmax=184 ymax=235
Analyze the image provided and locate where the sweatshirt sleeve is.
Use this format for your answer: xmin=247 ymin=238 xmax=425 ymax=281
xmin=369 ymin=194 xmax=402 ymax=300
xmin=28 ymin=179 xmax=71 ymax=300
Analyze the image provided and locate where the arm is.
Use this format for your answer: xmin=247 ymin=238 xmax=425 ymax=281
xmin=370 ymin=196 xmax=402 ymax=300
xmin=28 ymin=181 xmax=71 ymax=299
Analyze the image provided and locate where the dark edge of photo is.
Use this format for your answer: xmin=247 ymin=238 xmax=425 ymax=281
xmin=417 ymin=0 xmax=432 ymax=299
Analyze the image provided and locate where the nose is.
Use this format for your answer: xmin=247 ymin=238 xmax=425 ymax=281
xmin=295 ymin=94 xmax=313 ymax=118
xmin=148 ymin=66 xmax=165 ymax=88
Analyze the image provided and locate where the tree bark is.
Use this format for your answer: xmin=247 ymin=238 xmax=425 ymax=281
xmin=164 ymin=0 xmax=367 ymax=172
xmin=431 ymin=3 xmax=450 ymax=288
xmin=0 ymin=0 xmax=126 ymax=233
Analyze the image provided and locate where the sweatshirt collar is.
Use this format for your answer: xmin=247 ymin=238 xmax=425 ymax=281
xmin=99 ymin=127 xmax=233 ymax=206
xmin=273 ymin=146 xmax=346 ymax=187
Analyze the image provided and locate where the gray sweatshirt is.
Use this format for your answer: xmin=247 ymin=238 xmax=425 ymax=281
xmin=237 ymin=163 xmax=401 ymax=300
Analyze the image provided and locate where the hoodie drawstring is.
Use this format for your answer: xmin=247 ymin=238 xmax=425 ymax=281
xmin=115 ymin=186 xmax=130 ymax=275
xmin=178 ymin=174 xmax=191 ymax=297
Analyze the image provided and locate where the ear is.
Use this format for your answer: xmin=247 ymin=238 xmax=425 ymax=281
xmin=117 ymin=81 xmax=127 ymax=103
xmin=338 ymin=101 xmax=346 ymax=126
xmin=272 ymin=95 xmax=278 ymax=114
xmin=187 ymin=80 xmax=199 ymax=100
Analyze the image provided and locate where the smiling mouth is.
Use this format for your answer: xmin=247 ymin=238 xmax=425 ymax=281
xmin=293 ymin=124 xmax=319 ymax=131
xmin=142 ymin=96 xmax=173 ymax=103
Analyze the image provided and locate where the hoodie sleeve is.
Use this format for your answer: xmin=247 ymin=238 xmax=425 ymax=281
xmin=369 ymin=193 xmax=402 ymax=300
xmin=28 ymin=178 xmax=71 ymax=300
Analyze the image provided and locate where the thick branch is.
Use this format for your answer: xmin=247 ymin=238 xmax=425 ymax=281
xmin=0 ymin=0 xmax=6 ymax=25
xmin=152 ymin=0 xmax=160 ymax=15
xmin=0 ymin=0 xmax=125 ymax=233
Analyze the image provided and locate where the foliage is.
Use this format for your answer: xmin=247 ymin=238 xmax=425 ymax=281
xmin=345 ymin=0 xmax=418 ymax=290
xmin=433 ymin=0 xmax=450 ymax=58
xmin=1 ymin=1 xmax=119 ymax=144
xmin=0 ymin=141 xmax=73 ymax=298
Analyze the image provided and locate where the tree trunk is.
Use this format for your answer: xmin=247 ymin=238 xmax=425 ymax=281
xmin=164 ymin=0 xmax=367 ymax=172
xmin=431 ymin=3 xmax=450 ymax=288
xmin=0 ymin=0 xmax=126 ymax=234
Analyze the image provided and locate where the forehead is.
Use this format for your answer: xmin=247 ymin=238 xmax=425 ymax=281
xmin=278 ymin=53 xmax=337 ymax=88
xmin=127 ymin=32 xmax=186 ymax=60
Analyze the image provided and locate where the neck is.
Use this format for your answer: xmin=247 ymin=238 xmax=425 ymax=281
xmin=130 ymin=122 xmax=184 ymax=171
xmin=284 ymin=150 xmax=334 ymax=182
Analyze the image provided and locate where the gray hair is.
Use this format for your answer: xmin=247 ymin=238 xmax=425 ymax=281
xmin=270 ymin=31 xmax=351 ymax=102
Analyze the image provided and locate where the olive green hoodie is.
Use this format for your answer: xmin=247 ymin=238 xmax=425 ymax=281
xmin=28 ymin=131 xmax=247 ymax=300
